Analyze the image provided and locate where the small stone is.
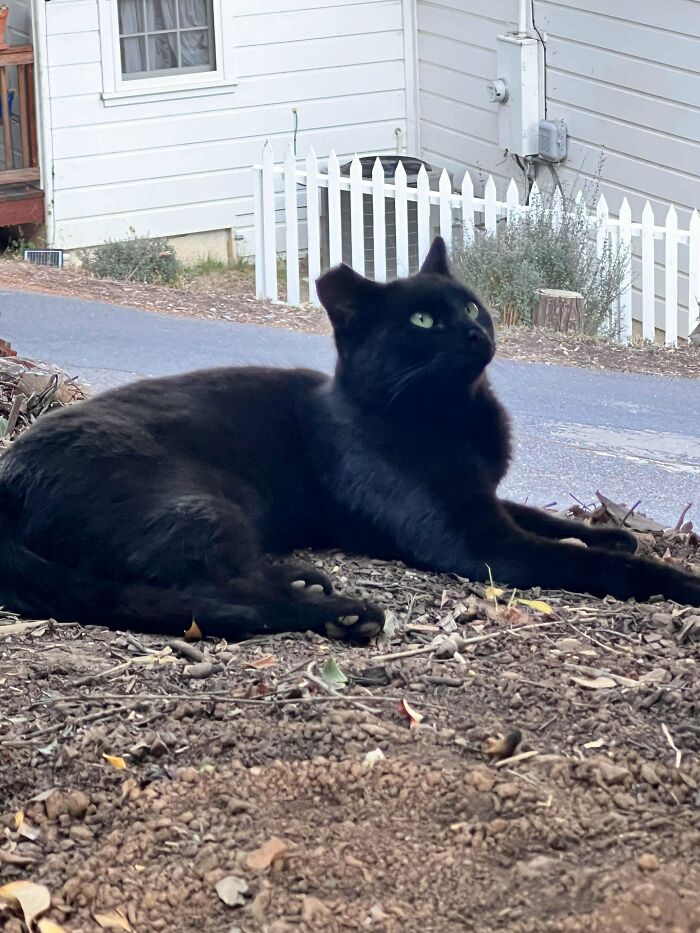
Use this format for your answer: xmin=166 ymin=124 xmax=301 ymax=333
xmin=494 ymin=782 xmax=519 ymax=800
xmin=69 ymin=824 xmax=94 ymax=844
xmin=639 ymin=762 xmax=660 ymax=786
xmin=597 ymin=760 xmax=630 ymax=786
xmin=301 ymin=895 xmax=329 ymax=922
xmin=638 ymin=853 xmax=660 ymax=872
xmin=45 ymin=789 xmax=91 ymax=821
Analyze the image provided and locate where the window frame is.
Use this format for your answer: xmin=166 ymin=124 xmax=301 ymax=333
xmin=98 ymin=0 xmax=236 ymax=106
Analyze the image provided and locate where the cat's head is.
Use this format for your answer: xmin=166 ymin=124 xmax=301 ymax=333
xmin=316 ymin=237 xmax=495 ymax=407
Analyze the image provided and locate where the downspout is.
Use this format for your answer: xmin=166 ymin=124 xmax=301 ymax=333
xmin=31 ymin=0 xmax=55 ymax=246
xmin=401 ymin=0 xmax=419 ymax=154
xmin=517 ymin=0 xmax=528 ymax=34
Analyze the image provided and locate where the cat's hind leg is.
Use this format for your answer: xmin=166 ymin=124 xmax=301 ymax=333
xmin=123 ymin=491 xmax=383 ymax=641
xmin=502 ymin=501 xmax=637 ymax=553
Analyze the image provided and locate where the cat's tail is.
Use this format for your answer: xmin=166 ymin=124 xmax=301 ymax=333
xmin=0 ymin=505 xmax=258 ymax=636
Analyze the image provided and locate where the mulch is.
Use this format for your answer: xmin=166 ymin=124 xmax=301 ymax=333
xmin=2 ymin=258 xmax=700 ymax=380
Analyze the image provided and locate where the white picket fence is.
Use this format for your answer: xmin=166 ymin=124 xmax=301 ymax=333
xmin=253 ymin=142 xmax=700 ymax=345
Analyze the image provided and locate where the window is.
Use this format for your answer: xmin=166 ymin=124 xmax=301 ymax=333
xmin=118 ymin=0 xmax=216 ymax=80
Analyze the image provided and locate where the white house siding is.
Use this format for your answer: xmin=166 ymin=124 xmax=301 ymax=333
xmin=416 ymin=0 xmax=517 ymax=189
xmin=43 ymin=0 xmax=409 ymax=254
xmin=536 ymin=0 xmax=700 ymax=337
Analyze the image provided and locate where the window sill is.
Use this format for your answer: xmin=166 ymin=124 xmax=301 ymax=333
xmin=101 ymin=78 xmax=238 ymax=107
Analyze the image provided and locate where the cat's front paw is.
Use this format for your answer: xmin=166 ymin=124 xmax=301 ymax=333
xmin=325 ymin=601 xmax=385 ymax=641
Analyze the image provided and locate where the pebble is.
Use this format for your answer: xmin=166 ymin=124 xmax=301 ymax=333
xmin=638 ymin=852 xmax=660 ymax=872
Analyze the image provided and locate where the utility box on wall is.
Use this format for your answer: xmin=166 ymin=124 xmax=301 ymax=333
xmin=490 ymin=34 xmax=543 ymax=157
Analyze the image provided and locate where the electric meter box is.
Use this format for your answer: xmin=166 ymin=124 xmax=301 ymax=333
xmin=495 ymin=34 xmax=542 ymax=157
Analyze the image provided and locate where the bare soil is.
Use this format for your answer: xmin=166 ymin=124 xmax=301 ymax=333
xmin=2 ymin=524 xmax=700 ymax=933
xmin=2 ymin=258 xmax=700 ymax=380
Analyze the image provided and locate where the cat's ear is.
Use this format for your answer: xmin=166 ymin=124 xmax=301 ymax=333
xmin=316 ymin=264 xmax=383 ymax=330
xmin=420 ymin=236 xmax=451 ymax=276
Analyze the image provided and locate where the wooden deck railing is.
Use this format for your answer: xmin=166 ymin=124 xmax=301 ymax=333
xmin=0 ymin=44 xmax=39 ymax=183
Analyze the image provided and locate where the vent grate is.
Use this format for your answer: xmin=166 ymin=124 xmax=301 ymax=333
xmin=24 ymin=249 xmax=64 ymax=269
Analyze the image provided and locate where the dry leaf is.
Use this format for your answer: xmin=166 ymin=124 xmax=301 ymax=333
xmin=14 ymin=810 xmax=24 ymax=830
xmin=516 ymin=598 xmax=553 ymax=615
xmin=245 ymin=836 xmax=289 ymax=871
xmin=398 ymin=698 xmax=424 ymax=729
xmin=484 ymin=585 xmax=504 ymax=600
xmin=0 ymin=880 xmax=51 ymax=929
xmin=215 ymin=875 xmax=249 ymax=907
xmin=583 ymin=738 xmax=606 ymax=749
xmin=572 ymin=675 xmax=617 ymax=690
xmin=184 ymin=619 xmax=203 ymax=640
xmin=102 ymin=753 xmax=127 ymax=771
xmin=93 ymin=908 xmax=133 ymax=931
xmin=38 ymin=922 xmax=70 ymax=933
xmin=246 ymin=654 xmax=277 ymax=670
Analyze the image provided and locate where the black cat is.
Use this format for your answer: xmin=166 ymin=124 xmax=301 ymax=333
xmin=0 ymin=237 xmax=698 ymax=640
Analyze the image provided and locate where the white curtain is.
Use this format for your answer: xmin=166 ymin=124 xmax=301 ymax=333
xmin=119 ymin=0 xmax=211 ymax=74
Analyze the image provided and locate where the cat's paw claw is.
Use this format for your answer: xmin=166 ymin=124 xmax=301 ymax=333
xmin=286 ymin=566 xmax=334 ymax=595
xmin=325 ymin=604 xmax=385 ymax=641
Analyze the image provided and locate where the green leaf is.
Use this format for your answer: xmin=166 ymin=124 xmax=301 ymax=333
xmin=321 ymin=657 xmax=348 ymax=689
xmin=0 ymin=416 xmax=8 ymax=437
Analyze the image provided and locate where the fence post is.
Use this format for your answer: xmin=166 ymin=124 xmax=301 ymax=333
xmin=484 ymin=176 xmax=497 ymax=236
xmin=461 ymin=171 xmax=474 ymax=246
xmin=326 ymin=151 xmax=342 ymax=268
xmin=641 ymin=201 xmax=655 ymax=342
xmin=595 ymin=194 xmax=608 ymax=262
xmin=372 ymin=157 xmax=387 ymax=282
xmin=416 ymin=164 xmax=430 ymax=267
xmin=253 ymin=163 xmax=265 ymax=299
xmin=261 ymin=141 xmax=278 ymax=303
xmin=283 ymin=144 xmax=300 ymax=306
xmin=552 ymin=186 xmax=563 ymax=229
xmin=506 ymin=178 xmax=519 ymax=225
xmin=664 ymin=204 xmax=678 ymax=346
xmin=689 ymin=209 xmax=700 ymax=336
xmin=618 ymin=197 xmax=632 ymax=344
xmin=395 ymin=160 xmax=409 ymax=277
xmin=306 ymin=147 xmax=321 ymax=306
xmin=439 ymin=168 xmax=452 ymax=248
xmin=349 ymin=154 xmax=365 ymax=276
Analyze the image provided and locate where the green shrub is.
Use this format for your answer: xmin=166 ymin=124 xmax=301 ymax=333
xmin=452 ymin=186 xmax=630 ymax=339
xmin=85 ymin=227 xmax=182 ymax=284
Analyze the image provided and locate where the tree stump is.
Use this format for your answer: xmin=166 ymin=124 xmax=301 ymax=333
xmin=533 ymin=289 xmax=584 ymax=332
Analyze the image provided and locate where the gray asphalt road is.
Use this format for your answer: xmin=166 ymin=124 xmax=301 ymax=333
xmin=2 ymin=288 xmax=699 ymax=526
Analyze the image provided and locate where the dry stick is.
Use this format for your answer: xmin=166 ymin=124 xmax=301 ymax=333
xmin=674 ymin=502 xmax=693 ymax=531
xmin=33 ymin=691 xmax=410 ymax=707
xmin=621 ymin=499 xmax=642 ymax=526
xmin=661 ymin=722 xmax=683 ymax=769
xmin=371 ymin=618 xmax=566 ymax=664
xmin=4 ymin=392 xmax=24 ymax=438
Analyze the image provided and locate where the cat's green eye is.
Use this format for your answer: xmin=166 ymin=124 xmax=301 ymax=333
xmin=466 ymin=302 xmax=480 ymax=320
xmin=410 ymin=312 xmax=434 ymax=329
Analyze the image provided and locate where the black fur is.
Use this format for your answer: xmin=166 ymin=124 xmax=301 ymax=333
xmin=0 ymin=237 xmax=698 ymax=640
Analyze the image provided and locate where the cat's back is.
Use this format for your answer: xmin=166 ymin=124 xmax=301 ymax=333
xmin=0 ymin=365 xmax=330 ymax=481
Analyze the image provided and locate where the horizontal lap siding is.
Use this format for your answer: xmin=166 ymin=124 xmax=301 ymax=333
xmin=537 ymin=0 xmax=700 ymax=335
xmin=46 ymin=0 xmax=408 ymax=250
xmin=417 ymin=1 xmax=516 ymax=191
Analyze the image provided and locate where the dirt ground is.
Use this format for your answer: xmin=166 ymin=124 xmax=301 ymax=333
xmin=2 ymin=522 xmax=700 ymax=933
xmin=2 ymin=258 xmax=700 ymax=380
